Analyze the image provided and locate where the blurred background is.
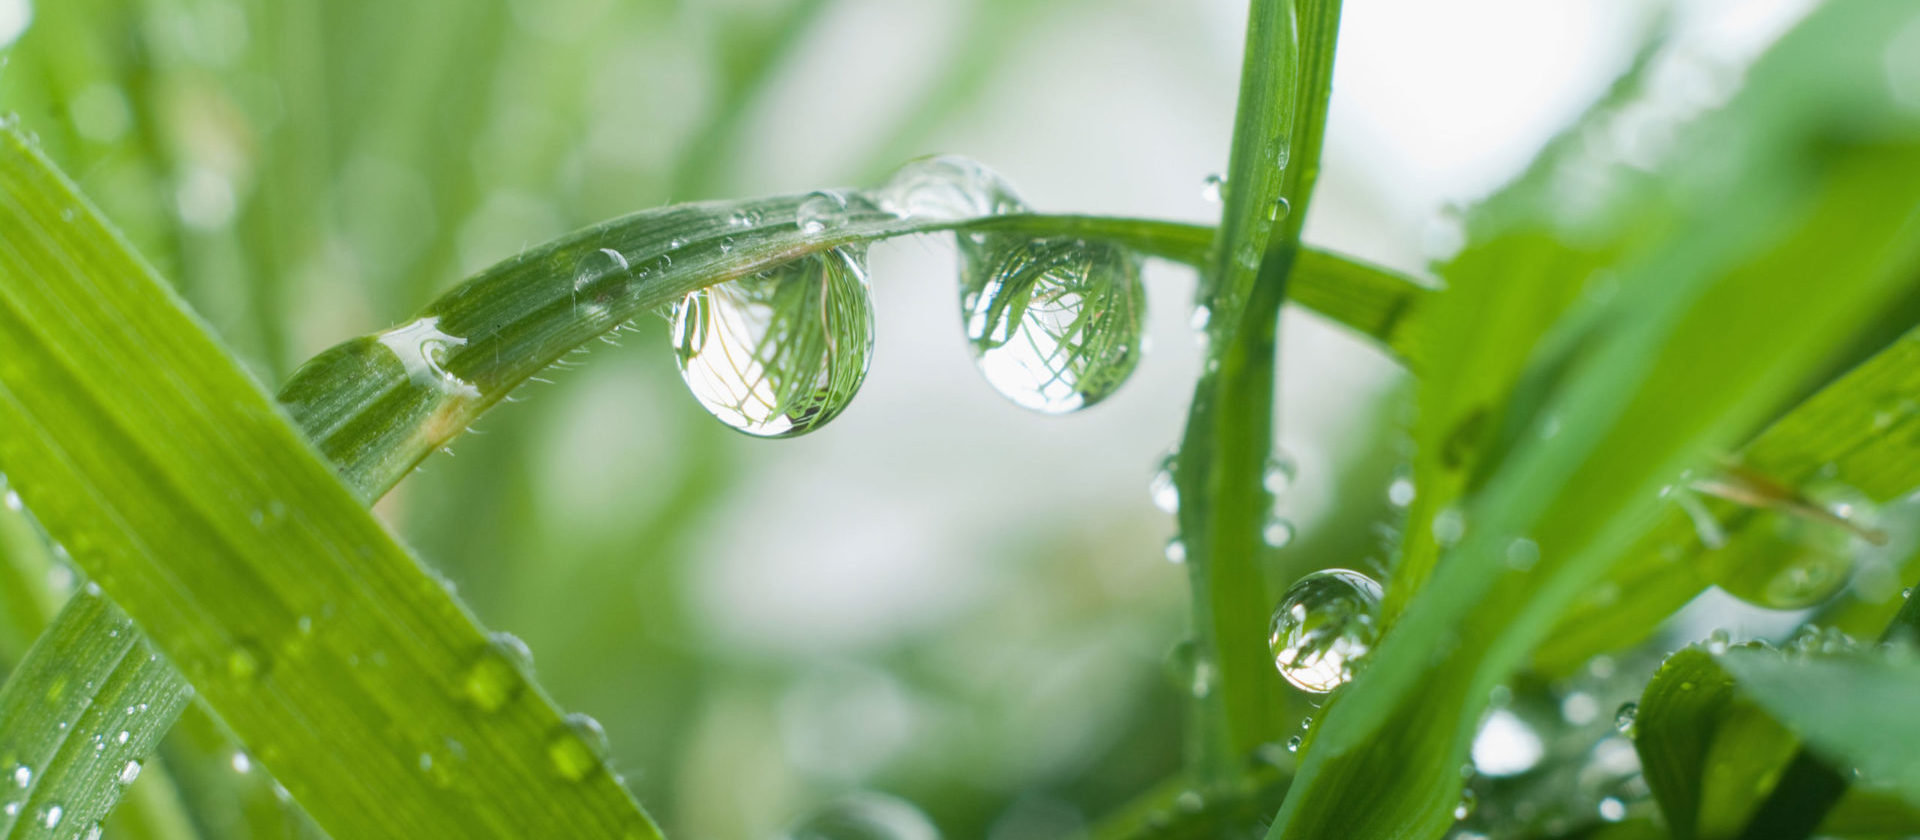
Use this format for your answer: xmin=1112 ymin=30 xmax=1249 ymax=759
xmin=0 ymin=0 xmax=1819 ymax=835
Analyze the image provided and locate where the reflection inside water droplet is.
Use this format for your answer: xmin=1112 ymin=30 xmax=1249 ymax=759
xmin=960 ymin=237 xmax=1147 ymax=414
xmin=548 ymin=713 xmax=612 ymax=782
xmin=377 ymin=316 xmax=481 ymax=399
xmin=797 ymin=191 xmax=851 ymax=234
xmin=669 ymin=248 xmax=875 ymax=437
xmin=1268 ymin=569 xmax=1383 ymax=693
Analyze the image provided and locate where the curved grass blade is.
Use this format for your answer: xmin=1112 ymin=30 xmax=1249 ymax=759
xmin=1632 ymin=648 xmax=1797 ymax=840
xmin=1267 ymin=3 xmax=1920 ymax=836
xmin=0 ymin=126 xmax=662 ymax=839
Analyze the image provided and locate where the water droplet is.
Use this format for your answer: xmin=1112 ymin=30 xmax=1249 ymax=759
xmin=669 ymin=248 xmax=875 ymax=437
xmin=377 ymin=316 xmax=481 ymax=399
xmin=878 ymin=155 xmax=1025 ymax=221
xmin=1706 ymin=629 xmax=1730 ymax=654
xmin=10 ymin=765 xmax=28 ymax=787
xmin=1267 ymin=197 xmax=1291 ymax=222
xmin=573 ymin=248 xmax=628 ymax=295
xmin=1275 ymin=142 xmax=1292 ymax=171
xmin=960 ymin=237 xmax=1147 ymax=413
xmin=1431 ymin=507 xmax=1466 ymax=547
xmin=114 ymin=730 xmax=129 ymax=745
xmin=548 ymin=713 xmax=611 ymax=782
xmin=728 ymin=209 xmax=762 ymax=228
xmin=1189 ymin=305 xmax=1211 ymax=331
xmin=1164 ymin=537 xmax=1187 ymax=564
xmin=1263 ymin=516 xmax=1295 ymax=549
xmin=719 ymin=236 xmax=736 ymax=254
xmin=1614 ymin=703 xmax=1638 ymax=736
xmin=1263 ymin=452 xmax=1297 ymax=495
xmin=231 ymin=751 xmax=252 ymax=774
xmin=117 ymin=760 xmax=141 ymax=785
xmin=797 ymin=191 xmax=851 ymax=234
xmin=776 ymin=791 xmax=941 ymax=840
xmin=2 ymin=489 xmax=18 ymax=511
xmin=1452 ymin=790 xmax=1476 ymax=821
xmin=461 ymin=632 xmax=534 ymax=713
xmin=82 ymin=822 xmax=103 ymax=840
xmin=1387 ymin=475 xmax=1415 ymax=508
xmin=1200 ymin=173 xmax=1225 ymax=204
xmin=1504 ymin=538 xmax=1540 ymax=571
xmin=1598 ymin=797 xmax=1626 ymax=822
xmin=227 ymin=641 xmax=268 ymax=682
xmin=1268 ymin=569 xmax=1384 ymax=693
xmin=1149 ymin=452 xmax=1179 ymax=513
xmin=1286 ymin=735 xmax=1301 ymax=753
xmin=40 ymin=803 xmax=61 ymax=828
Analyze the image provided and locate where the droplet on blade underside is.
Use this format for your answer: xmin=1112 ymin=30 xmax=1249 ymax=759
xmin=668 ymin=247 xmax=875 ymax=437
xmin=1268 ymin=568 xmax=1384 ymax=694
xmin=959 ymin=236 xmax=1147 ymax=413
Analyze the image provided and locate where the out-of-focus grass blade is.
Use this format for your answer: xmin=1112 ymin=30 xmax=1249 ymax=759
xmin=1268 ymin=2 xmax=1920 ymax=837
xmin=1719 ymin=647 xmax=1920 ymax=809
xmin=0 ymin=125 xmax=662 ymax=839
xmin=1632 ymin=648 xmax=1798 ymax=840
xmin=0 ymin=588 xmax=193 ymax=839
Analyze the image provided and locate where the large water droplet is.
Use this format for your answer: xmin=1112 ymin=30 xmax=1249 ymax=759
xmin=669 ymin=248 xmax=875 ymax=437
xmin=376 ymin=316 xmax=481 ymax=399
xmin=461 ymin=632 xmax=534 ymax=713
xmin=878 ymin=155 xmax=1025 ymax=220
xmin=573 ymin=248 xmax=629 ymax=296
xmin=1268 ymin=569 xmax=1384 ymax=693
xmin=548 ymin=713 xmax=612 ymax=782
xmin=1707 ymin=480 xmax=1874 ymax=609
xmin=960 ymin=237 xmax=1146 ymax=413
xmin=797 ymin=191 xmax=852 ymax=235
xmin=777 ymin=791 xmax=941 ymax=840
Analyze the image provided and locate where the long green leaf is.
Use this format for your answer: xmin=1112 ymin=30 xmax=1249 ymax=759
xmin=0 ymin=124 xmax=662 ymax=838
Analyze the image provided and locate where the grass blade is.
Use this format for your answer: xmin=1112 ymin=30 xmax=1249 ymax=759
xmin=0 ymin=124 xmax=662 ymax=838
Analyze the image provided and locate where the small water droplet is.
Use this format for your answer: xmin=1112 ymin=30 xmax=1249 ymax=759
xmin=462 ymin=632 xmax=534 ymax=713
xmin=227 ymin=640 xmax=268 ymax=682
xmin=1598 ymin=797 xmax=1626 ymax=822
xmin=669 ymin=248 xmax=875 ymax=437
xmin=9 ymin=766 xmax=28 ymax=787
xmin=1189 ymin=657 xmax=1217 ymax=699
xmin=1504 ymin=538 xmax=1540 ymax=571
xmin=1189 ymin=305 xmax=1211 ymax=332
xmin=1268 ymin=569 xmax=1384 ymax=693
xmin=796 ymin=191 xmax=850 ymax=234
xmin=1383 ymin=482 xmax=1413 ymax=515
xmin=1263 ymin=516 xmax=1295 ymax=549
xmin=728 ymin=209 xmax=762 ymax=228
xmin=1164 ymin=537 xmax=1187 ymax=564
xmin=719 ymin=236 xmax=736 ymax=254
xmin=1614 ymin=702 xmax=1638 ymax=736
xmin=1267 ymin=197 xmax=1291 ymax=222
xmin=548 ymin=713 xmax=612 ymax=782
xmin=117 ymin=760 xmax=141 ymax=785
xmin=2 ymin=490 xmax=19 ymax=511
xmin=573 ymin=248 xmax=629 ymax=294
xmin=1286 ymin=735 xmax=1301 ymax=753
xmin=40 ymin=803 xmax=61 ymax=828
xmin=775 ymin=791 xmax=941 ymax=840
xmin=231 ymin=751 xmax=251 ymax=774
xmin=1263 ymin=452 xmax=1297 ymax=495
xmin=1149 ymin=452 xmax=1179 ymax=513
xmin=960 ymin=237 xmax=1147 ymax=414
xmin=1452 ymin=790 xmax=1476 ymax=821
xmin=1706 ymin=628 xmax=1731 ymax=654
xmin=1275 ymin=143 xmax=1292 ymax=171
xmin=114 ymin=730 xmax=129 ymax=745
xmin=1200 ymin=173 xmax=1225 ymax=204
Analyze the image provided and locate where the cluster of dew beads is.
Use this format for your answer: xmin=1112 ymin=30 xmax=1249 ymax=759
xmin=777 ymin=791 xmax=942 ymax=840
xmin=881 ymin=156 xmax=1149 ymax=414
xmin=667 ymin=246 xmax=876 ymax=438
xmin=1268 ymin=568 xmax=1384 ymax=693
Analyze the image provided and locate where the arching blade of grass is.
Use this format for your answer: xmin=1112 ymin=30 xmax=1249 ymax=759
xmin=0 ymin=125 xmax=664 ymax=839
xmin=0 ymin=123 xmax=1423 ymax=836
xmin=1268 ymin=2 xmax=1920 ymax=837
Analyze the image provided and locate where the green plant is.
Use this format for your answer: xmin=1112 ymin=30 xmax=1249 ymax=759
xmin=2 ymin=1 xmax=1920 ymax=838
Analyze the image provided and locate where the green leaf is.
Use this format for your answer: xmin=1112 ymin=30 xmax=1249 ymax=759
xmin=0 ymin=125 xmax=662 ymax=838
xmin=1267 ymin=2 xmax=1920 ymax=837
xmin=1632 ymin=648 xmax=1798 ymax=840
xmin=1721 ymin=647 xmax=1920 ymax=812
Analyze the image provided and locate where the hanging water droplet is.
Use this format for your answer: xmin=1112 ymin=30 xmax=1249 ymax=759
xmin=1614 ymin=702 xmax=1638 ymax=736
xmin=1598 ymin=797 xmax=1627 ymax=822
xmin=797 ymin=191 xmax=852 ymax=234
xmin=462 ymin=632 xmax=534 ymax=713
xmin=1286 ymin=735 xmax=1301 ymax=753
xmin=1149 ymin=451 xmax=1180 ymax=513
xmin=573 ymin=248 xmax=628 ymax=294
xmin=776 ymin=791 xmax=942 ymax=840
xmin=960 ymin=237 xmax=1147 ymax=413
xmin=1189 ymin=305 xmax=1211 ymax=332
xmin=1268 ymin=569 xmax=1384 ymax=693
xmin=1263 ymin=516 xmax=1295 ymax=549
xmin=548 ymin=713 xmax=612 ymax=782
xmin=1452 ymin=790 xmax=1476 ymax=821
xmin=1267 ymin=197 xmax=1291 ymax=223
xmin=1164 ymin=537 xmax=1187 ymax=564
xmin=1263 ymin=452 xmax=1297 ymax=495
xmin=669 ymin=248 xmax=875 ymax=437
xmin=1200 ymin=173 xmax=1226 ymax=204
